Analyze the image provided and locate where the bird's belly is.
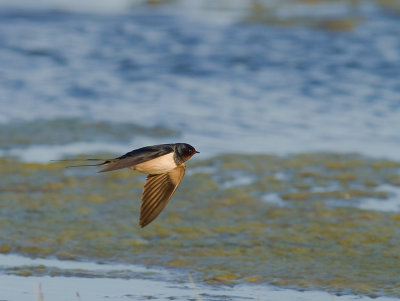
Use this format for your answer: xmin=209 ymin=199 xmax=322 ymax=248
xmin=134 ymin=152 xmax=177 ymax=174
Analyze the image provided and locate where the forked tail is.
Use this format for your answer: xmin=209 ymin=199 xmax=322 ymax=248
xmin=51 ymin=158 xmax=111 ymax=168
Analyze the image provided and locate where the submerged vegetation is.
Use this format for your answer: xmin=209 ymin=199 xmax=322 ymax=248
xmin=1 ymin=153 xmax=400 ymax=297
xmin=142 ymin=0 xmax=400 ymax=31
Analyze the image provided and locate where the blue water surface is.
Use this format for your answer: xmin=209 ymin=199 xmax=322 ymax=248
xmin=1 ymin=3 xmax=400 ymax=159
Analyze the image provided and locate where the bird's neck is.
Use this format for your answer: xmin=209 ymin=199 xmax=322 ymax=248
xmin=173 ymin=152 xmax=185 ymax=166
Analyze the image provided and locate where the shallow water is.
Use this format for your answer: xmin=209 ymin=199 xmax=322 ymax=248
xmin=1 ymin=254 xmax=399 ymax=301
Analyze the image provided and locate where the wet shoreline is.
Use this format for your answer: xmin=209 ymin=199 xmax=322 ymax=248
xmin=1 ymin=254 xmax=399 ymax=301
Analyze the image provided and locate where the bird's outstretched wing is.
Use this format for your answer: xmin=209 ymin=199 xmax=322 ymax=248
xmin=140 ymin=165 xmax=186 ymax=227
xmin=99 ymin=144 xmax=175 ymax=173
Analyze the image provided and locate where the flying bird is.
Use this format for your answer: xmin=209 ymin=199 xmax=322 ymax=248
xmin=64 ymin=143 xmax=199 ymax=227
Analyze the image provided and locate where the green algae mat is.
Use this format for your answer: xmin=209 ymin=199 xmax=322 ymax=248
xmin=1 ymin=153 xmax=400 ymax=297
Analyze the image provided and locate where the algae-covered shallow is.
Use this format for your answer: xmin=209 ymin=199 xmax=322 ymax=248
xmin=1 ymin=153 xmax=400 ymax=297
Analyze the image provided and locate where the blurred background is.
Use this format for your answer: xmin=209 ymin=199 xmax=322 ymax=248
xmin=2 ymin=1 xmax=400 ymax=300
xmin=1 ymin=0 xmax=400 ymax=161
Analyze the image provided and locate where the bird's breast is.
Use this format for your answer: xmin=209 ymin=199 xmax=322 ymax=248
xmin=134 ymin=152 xmax=177 ymax=174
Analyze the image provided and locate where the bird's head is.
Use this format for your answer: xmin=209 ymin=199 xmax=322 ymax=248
xmin=175 ymin=143 xmax=199 ymax=161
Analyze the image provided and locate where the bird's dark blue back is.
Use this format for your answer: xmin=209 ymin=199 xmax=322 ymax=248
xmin=117 ymin=144 xmax=175 ymax=162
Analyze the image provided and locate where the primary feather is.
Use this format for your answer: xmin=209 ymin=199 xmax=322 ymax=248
xmin=140 ymin=165 xmax=186 ymax=227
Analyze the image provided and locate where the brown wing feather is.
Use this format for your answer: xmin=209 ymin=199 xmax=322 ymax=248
xmin=140 ymin=165 xmax=186 ymax=227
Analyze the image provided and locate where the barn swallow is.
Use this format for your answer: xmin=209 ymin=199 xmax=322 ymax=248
xmin=64 ymin=143 xmax=199 ymax=227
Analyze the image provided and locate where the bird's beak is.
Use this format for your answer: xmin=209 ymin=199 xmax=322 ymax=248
xmin=195 ymin=151 xmax=200 ymax=153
